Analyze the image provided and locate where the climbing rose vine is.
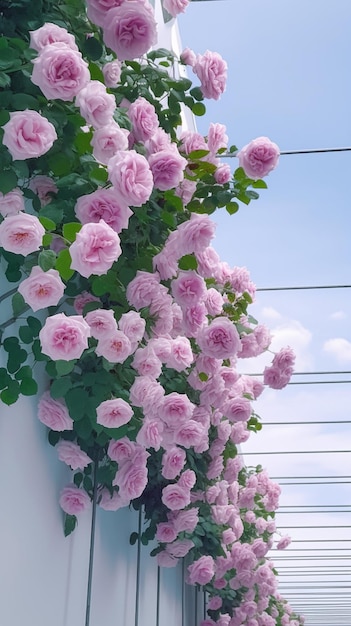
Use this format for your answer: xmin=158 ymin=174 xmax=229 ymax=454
xmin=0 ymin=1 xmax=301 ymax=625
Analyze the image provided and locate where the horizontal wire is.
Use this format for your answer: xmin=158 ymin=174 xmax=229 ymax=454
xmin=222 ymin=147 xmax=351 ymax=158
xmin=275 ymin=481 xmax=351 ymax=485
xmin=251 ymin=370 xmax=351 ymax=377
xmin=288 ymin=380 xmax=351 ymax=385
xmin=256 ymin=284 xmax=351 ymax=291
xmin=279 ymin=504 xmax=351 ymax=508
xmin=244 ymin=449 xmax=351 ymax=454
xmin=277 ymin=525 xmax=351 ymax=528
xmin=271 ymin=475 xmax=350 ymax=479
xmin=263 ymin=421 xmax=351 ymax=425
xmin=277 ymin=510 xmax=351 ymax=513
xmin=276 ymin=539 xmax=351 ymax=542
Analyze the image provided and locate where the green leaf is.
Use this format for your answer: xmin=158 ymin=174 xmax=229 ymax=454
xmin=252 ymin=179 xmax=268 ymax=189
xmin=188 ymin=149 xmax=210 ymax=160
xmin=18 ymin=325 xmax=34 ymax=344
xmin=1 ymin=385 xmax=20 ymax=405
xmin=198 ymin=372 xmax=208 ymax=382
xmin=189 ymin=87 xmax=204 ymax=101
xmin=88 ymin=62 xmax=105 ymax=83
xmin=56 ymin=248 xmax=74 ymax=280
xmin=129 ymin=532 xmax=139 ymax=545
xmin=38 ymin=249 xmax=57 ymax=271
xmin=14 ymin=365 xmax=32 ymax=380
xmin=64 ymin=514 xmax=77 ymax=537
xmin=62 ymin=222 xmax=81 ymax=243
xmin=20 ymin=377 xmax=38 ymax=396
xmin=0 ymin=169 xmax=18 ymax=194
xmin=192 ymin=102 xmax=206 ymax=117
xmin=11 ymin=93 xmax=40 ymax=111
xmin=226 ymin=202 xmax=239 ymax=215
xmin=178 ymin=254 xmax=198 ymax=271
xmin=48 ymin=152 xmax=74 ymax=177
xmin=55 ymin=360 xmax=76 ymax=376
xmin=12 ymin=292 xmax=26 ymax=316
xmin=83 ymin=37 xmax=103 ymax=61
xmin=50 ymin=377 xmax=74 ymax=399
xmin=0 ymin=368 xmax=11 ymax=390
xmin=0 ymin=72 xmax=11 ymax=88
xmin=65 ymin=387 xmax=89 ymax=419
xmin=27 ymin=316 xmax=42 ymax=335
xmin=88 ymin=167 xmax=108 ymax=185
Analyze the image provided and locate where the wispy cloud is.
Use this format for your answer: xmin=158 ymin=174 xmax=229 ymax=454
xmin=323 ymin=337 xmax=351 ymax=363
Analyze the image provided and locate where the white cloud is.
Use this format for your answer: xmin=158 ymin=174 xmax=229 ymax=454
xmin=323 ymin=337 xmax=351 ymax=363
xmin=330 ymin=310 xmax=347 ymax=320
xmin=260 ymin=306 xmax=282 ymax=321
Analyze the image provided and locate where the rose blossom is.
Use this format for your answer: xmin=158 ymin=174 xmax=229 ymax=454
xmin=0 ymin=213 xmax=45 ymax=255
xmin=98 ymin=489 xmax=129 ymax=511
xmin=18 ymin=266 xmax=65 ymax=311
xmin=31 ymin=43 xmax=90 ymax=101
xmin=95 ymin=330 xmax=132 ymax=363
xmin=162 ymin=447 xmax=186 ymax=480
xmin=2 ymin=110 xmax=57 ymax=160
xmin=107 ymin=436 xmax=136 ymax=462
xmin=163 ymin=0 xmax=189 ymax=17
xmin=166 ymin=539 xmax=194 ymax=558
xmin=128 ymin=96 xmax=159 ymax=142
xmin=193 ymin=50 xmax=227 ymax=100
xmin=145 ymin=128 xmax=171 ymax=156
xmin=214 ymin=163 xmax=231 ymax=184
xmin=37 ymin=391 xmax=73 ymax=431
xmin=102 ymin=2 xmax=157 ymax=61
xmin=171 ymin=507 xmax=199 ymax=533
xmin=162 ymin=483 xmax=191 ymax=511
xmin=29 ymin=23 xmax=78 ymax=52
xmin=174 ymin=178 xmax=196 ymax=206
xmin=59 ymin=485 xmax=90 ymax=515
xmin=159 ymin=392 xmax=194 ymax=427
xmin=102 ymin=59 xmax=122 ymax=87
xmin=114 ymin=454 xmax=149 ymax=500
xmin=73 ymin=291 xmax=100 ymax=314
xmin=197 ymin=317 xmax=241 ymax=359
xmin=165 ymin=336 xmax=193 ymax=372
xmin=76 ymin=81 xmax=116 ymax=128
xmin=263 ymin=365 xmax=292 ymax=390
xmin=157 ymin=551 xmax=178 ymax=568
xmin=56 ymin=440 xmax=92 ymax=470
xmin=126 ymin=270 xmax=161 ymax=309
xmin=75 ymin=188 xmax=132 ymax=233
xmin=136 ymin=418 xmax=163 ymax=451
xmin=29 ymin=175 xmax=58 ymax=206
xmin=107 ymin=150 xmax=154 ymax=207
xmin=91 ymin=123 xmax=129 ymax=164
xmin=180 ymin=47 xmax=196 ymax=66
xmin=207 ymin=122 xmax=228 ymax=154
xmin=148 ymin=148 xmax=187 ymax=191
xmin=96 ymin=398 xmax=133 ymax=428
xmin=85 ymin=308 xmax=118 ymax=339
xmin=176 ymin=212 xmax=216 ymax=254
xmin=0 ymin=188 xmax=25 ymax=216
xmin=277 ymin=535 xmax=292 ymax=550
xmin=237 ymin=136 xmax=280 ymax=180
xmin=39 ymin=313 xmax=90 ymax=361
xmin=85 ymin=0 xmax=124 ymax=27
xmin=118 ymin=310 xmax=145 ymax=348
xmin=171 ymin=271 xmax=207 ymax=308
xmin=69 ymin=219 xmax=121 ymax=278
xmin=156 ymin=522 xmax=177 ymax=543
xmin=188 ymin=555 xmax=215 ymax=585
xmin=224 ymin=397 xmax=252 ymax=423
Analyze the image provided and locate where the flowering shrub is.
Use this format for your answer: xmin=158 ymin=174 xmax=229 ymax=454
xmin=0 ymin=1 xmax=300 ymax=624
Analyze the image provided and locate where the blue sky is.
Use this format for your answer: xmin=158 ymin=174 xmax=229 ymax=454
xmin=179 ymin=0 xmax=351 ymax=617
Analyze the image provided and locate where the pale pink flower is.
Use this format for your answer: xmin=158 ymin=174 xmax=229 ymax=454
xmin=59 ymin=485 xmax=90 ymax=515
xmin=172 ymin=270 xmax=207 ymax=308
xmin=166 ymin=538 xmax=193 ymax=557
xmin=206 ymin=288 xmax=224 ymax=316
xmin=39 ymin=313 xmax=90 ymax=361
xmin=208 ymin=596 xmax=222 ymax=610
xmin=165 ymin=336 xmax=193 ymax=372
xmin=114 ymin=454 xmax=149 ymax=500
xmin=91 ymin=123 xmax=129 ymax=164
xmin=174 ymin=178 xmax=196 ymax=206
xmin=214 ymin=163 xmax=231 ymax=184
xmin=73 ymin=291 xmax=100 ymax=314
xmin=162 ymin=447 xmax=186 ymax=480
xmin=276 ymin=535 xmax=291 ymax=550
xmin=0 ymin=188 xmax=25 ymax=216
xmin=136 ymin=418 xmax=163 ymax=451
xmin=188 ymin=555 xmax=214 ymax=585
xmin=2 ymin=110 xmax=57 ymax=160
xmin=108 ymin=150 xmax=153 ymax=207
xmin=118 ymin=310 xmax=145 ymax=347
xmin=96 ymin=397 xmax=133 ymax=428
xmin=179 ymin=130 xmax=207 ymax=156
xmin=162 ymin=483 xmax=191 ymax=511
xmin=207 ymin=123 xmax=228 ymax=154
xmin=56 ymin=440 xmax=92 ymax=470
xmin=181 ymin=302 xmax=207 ymax=338
xmin=31 ymin=43 xmax=90 ymax=101
xmin=29 ymin=175 xmax=58 ymax=206
xmin=175 ymin=420 xmax=205 ymax=448
xmin=224 ymin=397 xmax=252 ymax=423
xmin=102 ymin=2 xmax=157 ymax=60
xmin=86 ymin=0 xmax=125 ymax=27
xmin=29 ymin=23 xmax=78 ymax=52
xmin=148 ymin=148 xmax=187 ymax=191
xmin=126 ymin=270 xmax=161 ymax=309
xmin=0 ymin=213 xmax=44 ymax=256
xmin=132 ymin=346 xmax=162 ymax=378
xmin=163 ymin=0 xmax=189 ymax=17
xmin=263 ymin=365 xmax=292 ymax=389
xmin=98 ymin=489 xmax=129 ymax=511
xmin=145 ymin=128 xmax=171 ymax=155
xmin=180 ymin=47 xmax=196 ymax=66
xmin=85 ymin=309 xmax=118 ymax=339
xmin=107 ymin=436 xmax=135 ymax=463
xmin=18 ymin=266 xmax=64 ymax=311
xmin=156 ymin=522 xmax=177 ymax=543
xmin=197 ymin=317 xmax=241 ymax=359
xmin=102 ymin=59 xmax=122 ymax=87
xmin=178 ymin=469 xmax=196 ymax=490
xmin=157 ymin=551 xmax=178 ymax=568
xmin=76 ymin=81 xmax=116 ymax=128
xmin=193 ymin=50 xmax=227 ymax=100
xmin=176 ymin=213 xmax=216 ymax=254
xmin=272 ymin=346 xmax=295 ymax=371
xmin=128 ymin=96 xmax=159 ymax=142
xmin=69 ymin=220 xmax=121 ymax=278
xmin=159 ymin=392 xmax=194 ymax=427
xmin=171 ymin=507 xmax=199 ymax=533
xmin=95 ymin=330 xmax=132 ymax=363
xmin=238 ymin=136 xmax=280 ymax=180
xmin=129 ymin=376 xmax=164 ymax=409
xmin=75 ymin=188 xmax=132 ymax=233
xmin=37 ymin=391 xmax=73 ymax=431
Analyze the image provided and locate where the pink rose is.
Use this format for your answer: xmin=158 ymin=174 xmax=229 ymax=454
xmin=180 ymin=47 xmax=196 ymax=67
xmin=276 ymin=535 xmax=291 ymax=550
xmin=174 ymin=178 xmax=196 ymax=207
xmin=118 ymin=310 xmax=145 ymax=347
xmin=263 ymin=365 xmax=292 ymax=389
xmin=166 ymin=539 xmax=194 ymax=558
xmin=69 ymin=219 xmax=121 ymax=278
xmin=96 ymin=397 xmax=133 ymax=428
xmin=18 ymin=266 xmax=65 ymax=311
xmin=0 ymin=213 xmax=44 ymax=255
xmin=29 ymin=23 xmax=78 ymax=52
xmin=148 ymin=148 xmax=187 ymax=191
xmin=29 ymin=175 xmax=58 ymax=206
xmin=207 ymin=123 xmax=228 ymax=154
xmin=132 ymin=346 xmax=162 ymax=378
xmin=214 ymin=163 xmax=231 ymax=184
xmin=180 ymin=130 xmax=207 ymax=156
xmin=224 ymin=397 xmax=252 ymax=423
xmin=59 ymin=485 xmax=90 ymax=515
xmin=178 ymin=469 xmax=196 ymax=490
xmin=187 ymin=555 xmax=215 ymax=585
xmin=102 ymin=59 xmax=122 ymax=87
xmin=145 ymin=128 xmax=171 ymax=156
xmin=0 ymin=188 xmax=25 ymax=216
xmin=56 ymin=440 xmax=92 ymax=470
xmin=75 ymin=188 xmax=132 ymax=233
xmin=176 ymin=213 xmax=216 ymax=255
xmin=157 ymin=551 xmax=178 ymax=568
xmin=171 ymin=271 xmax=207 ymax=308
xmin=197 ymin=317 xmax=241 ymax=359
xmin=73 ymin=291 xmax=100 ymax=314
xmin=171 ymin=507 xmax=199 ymax=533
xmin=162 ymin=447 xmax=186 ymax=480
xmin=98 ymin=489 xmax=129 ymax=511
xmin=162 ymin=483 xmax=191 ymax=511
xmin=91 ymin=123 xmax=129 ymax=164
xmin=107 ymin=436 xmax=136 ymax=462
xmin=37 ymin=391 xmax=73 ymax=431
xmin=128 ymin=96 xmax=159 ymax=142
xmin=165 ymin=336 xmax=193 ymax=372
xmin=107 ymin=150 xmax=153 ymax=207
xmin=95 ymin=330 xmax=132 ymax=363
xmin=2 ymin=110 xmax=57 ymax=160
xmin=163 ymin=0 xmax=189 ymax=17
xmin=272 ymin=346 xmax=295 ymax=371
xmin=102 ymin=2 xmax=157 ymax=61
xmin=126 ymin=270 xmax=161 ymax=309
xmin=206 ymin=288 xmax=224 ymax=316
xmin=156 ymin=522 xmax=177 ymax=543
xmin=193 ymin=50 xmax=227 ymax=100
xmin=159 ymin=392 xmax=194 ymax=427
xmin=114 ymin=454 xmax=149 ymax=500
xmin=237 ymin=136 xmax=280 ymax=180
xmin=31 ymin=43 xmax=90 ymax=101
xmin=175 ymin=420 xmax=205 ymax=448
xmin=136 ymin=418 xmax=163 ymax=451
xmin=76 ymin=81 xmax=116 ymax=128
xmin=39 ymin=313 xmax=90 ymax=361
xmin=85 ymin=308 xmax=118 ymax=339
xmin=86 ymin=0 xmax=125 ymax=28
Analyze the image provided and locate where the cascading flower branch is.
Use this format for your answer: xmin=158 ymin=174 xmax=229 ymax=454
xmin=0 ymin=1 xmax=301 ymax=625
